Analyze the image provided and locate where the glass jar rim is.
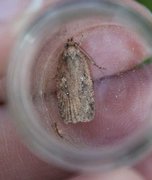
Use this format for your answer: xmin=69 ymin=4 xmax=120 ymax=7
xmin=7 ymin=0 xmax=152 ymax=171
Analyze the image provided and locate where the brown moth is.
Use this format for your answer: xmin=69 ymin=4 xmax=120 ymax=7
xmin=56 ymin=38 xmax=95 ymax=124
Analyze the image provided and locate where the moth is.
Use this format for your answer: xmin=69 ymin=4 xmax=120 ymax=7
xmin=56 ymin=38 xmax=95 ymax=124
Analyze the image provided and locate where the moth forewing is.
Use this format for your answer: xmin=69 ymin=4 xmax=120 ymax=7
xmin=56 ymin=38 xmax=95 ymax=124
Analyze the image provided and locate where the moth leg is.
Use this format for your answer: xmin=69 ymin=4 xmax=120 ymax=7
xmin=52 ymin=122 xmax=63 ymax=138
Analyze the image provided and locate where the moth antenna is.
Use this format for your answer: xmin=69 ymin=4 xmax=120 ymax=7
xmin=90 ymin=59 xmax=106 ymax=71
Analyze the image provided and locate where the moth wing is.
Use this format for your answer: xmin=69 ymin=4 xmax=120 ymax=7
xmin=56 ymin=44 xmax=95 ymax=124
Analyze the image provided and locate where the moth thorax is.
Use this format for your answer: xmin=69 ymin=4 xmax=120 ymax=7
xmin=65 ymin=47 xmax=79 ymax=59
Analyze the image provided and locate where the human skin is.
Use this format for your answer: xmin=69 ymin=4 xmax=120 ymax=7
xmin=0 ymin=0 xmax=152 ymax=180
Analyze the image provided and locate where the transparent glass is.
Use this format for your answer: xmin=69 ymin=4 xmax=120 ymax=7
xmin=7 ymin=0 xmax=152 ymax=171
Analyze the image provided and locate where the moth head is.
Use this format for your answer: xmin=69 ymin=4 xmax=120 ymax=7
xmin=65 ymin=38 xmax=79 ymax=48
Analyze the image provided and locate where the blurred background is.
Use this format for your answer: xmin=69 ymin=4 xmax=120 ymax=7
xmin=136 ymin=0 xmax=152 ymax=11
